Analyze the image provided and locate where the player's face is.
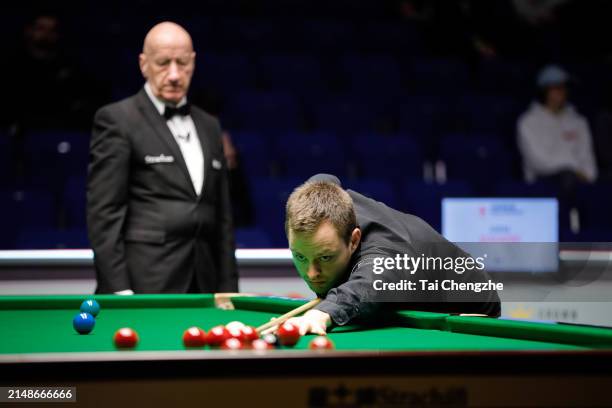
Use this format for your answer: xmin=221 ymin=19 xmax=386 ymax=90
xmin=140 ymin=42 xmax=195 ymax=104
xmin=289 ymin=221 xmax=361 ymax=296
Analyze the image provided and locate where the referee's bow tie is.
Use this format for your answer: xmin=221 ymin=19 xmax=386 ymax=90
xmin=163 ymin=104 xmax=191 ymax=119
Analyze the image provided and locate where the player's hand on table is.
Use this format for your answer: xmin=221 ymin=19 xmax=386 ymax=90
xmin=286 ymin=309 xmax=331 ymax=336
xmin=114 ymin=289 xmax=134 ymax=295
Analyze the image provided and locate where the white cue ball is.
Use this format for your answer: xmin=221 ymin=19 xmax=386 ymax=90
xmin=225 ymin=321 xmax=246 ymax=331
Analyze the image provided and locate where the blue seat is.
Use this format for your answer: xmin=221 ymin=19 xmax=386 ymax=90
xmin=275 ymin=132 xmax=347 ymax=178
xmin=257 ymin=54 xmax=324 ymax=92
xmin=476 ymin=60 xmax=536 ymax=96
xmin=106 ymin=47 xmax=143 ymax=98
xmin=408 ymin=58 xmax=469 ymax=93
xmin=401 ymin=181 xmax=472 ymax=232
xmin=230 ymin=132 xmax=276 ymax=177
xmin=457 ymin=94 xmax=522 ymax=134
xmin=313 ymin=97 xmax=376 ymax=134
xmin=234 ymin=227 xmax=273 ymax=248
xmin=298 ymin=20 xmax=355 ymax=52
xmin=226 ymin=91 xmax=302 ymax=131
xmin=339 ymin=54 xmax=401 ymax=93
xmin=22 ymin=130 xmax=89 ymax=189
xmin=568 ymin=227 xmax=612 ymax=243
xmin=193 ymin=52 xmax=257 ymax=93
xmin=440 ymin=134 xmax=513 ymax=193
xmin=63 ymin=176 xmax=87 ymax=229
xmin=399 ymin=94 xmax=455 ymax=136
xmin=1 ymin=189 xmax=57 ymax=227
xmin=576 ymin=184 xmax=612 ymax=229
xmin=0 ymin=189 xmax=58 ymax=249
xmin=16 ymin=228 xmax=89 ymax=249
xmin=440 ymin=134 xmax=504 ymax=158
xmin=351 ymin=133 xmax=423 ymax=180
xmin=210 ymin=18 xmax=280 ymax=51
xmin=344 ymin=179 xmax=398 ymax=209
xmin=251 ymin=177 xmax=304 ymax=247
xmin=359 ymin=22 xmax=424 ymax=53
xmin=494 ymin=181 xmax=559 ymax=198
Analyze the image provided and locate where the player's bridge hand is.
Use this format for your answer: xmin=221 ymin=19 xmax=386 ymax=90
xmin=286 ymin=310 xmax=331 ymax=336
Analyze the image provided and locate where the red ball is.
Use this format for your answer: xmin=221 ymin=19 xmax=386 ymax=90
xmin=308 ymin=335 xmax=335 ymax=350
xmin=182 ymin=326 xmax=207 ymax=348
xmin=113 ymin=327 xmax=139 ymax=348
xmin=240 ymin=326 xmax=260 ymax=343
xmin=251 ymin=338 xmax=274 ymax=350
xmin=221 ymin=337 xmax=243 ymax=350
xmin=227 ymin=327 xmax=246 ymax=342
xmin=277 ymin=322 xmax=301 ymax=347
xmin=207 ymin=325 xmax=231 ymax=347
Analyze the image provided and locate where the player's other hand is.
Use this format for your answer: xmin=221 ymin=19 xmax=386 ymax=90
xmin=287 ymin=309 xmax=331 ymax=336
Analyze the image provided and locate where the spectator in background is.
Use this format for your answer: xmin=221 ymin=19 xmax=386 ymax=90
xmin=517 ymin=65 xmax=597 ymax=187
xmin=9 ymin=13 xmax=107 ymax=130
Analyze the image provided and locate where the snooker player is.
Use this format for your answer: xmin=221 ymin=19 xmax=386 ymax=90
xmin=285 ymin=174 xmax=501 ymax=335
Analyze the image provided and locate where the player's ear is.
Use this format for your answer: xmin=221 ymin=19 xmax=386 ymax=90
xmin=349 ymin=228 xmax=361 ymax=253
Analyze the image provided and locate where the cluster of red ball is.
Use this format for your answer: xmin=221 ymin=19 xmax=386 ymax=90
xmin=111 ymin=321 xmax=335 ymax=351
xmin=186 ymin=324 xmax=264 ymax=350
xmin=183 ymin=321 xmax=334 ymax=351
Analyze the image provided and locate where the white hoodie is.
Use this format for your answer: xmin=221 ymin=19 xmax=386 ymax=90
xmin=517 ymin=102 xmax=597 ymax=183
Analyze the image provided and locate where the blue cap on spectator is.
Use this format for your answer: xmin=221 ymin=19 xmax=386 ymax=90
xmin=537 ymin=65 xmax=569 ymax=88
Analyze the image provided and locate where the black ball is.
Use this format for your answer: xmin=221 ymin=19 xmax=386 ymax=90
xmin=262 ymin=333 xmax=279 ymax=347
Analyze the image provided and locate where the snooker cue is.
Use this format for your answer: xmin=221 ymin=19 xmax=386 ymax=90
xmin=256 ymin=298 xmax=322 ymax=334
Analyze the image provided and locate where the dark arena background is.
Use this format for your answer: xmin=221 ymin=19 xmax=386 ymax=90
xmin=1 ymin=1 xmax=612 ymax=407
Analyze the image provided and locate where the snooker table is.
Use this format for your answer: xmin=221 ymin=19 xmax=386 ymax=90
xmin=1 ymin=294 xmax=612 ymax=407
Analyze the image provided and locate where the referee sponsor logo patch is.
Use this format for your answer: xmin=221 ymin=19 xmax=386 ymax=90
xmin=145 ymin=154 xmax=175 ymax=164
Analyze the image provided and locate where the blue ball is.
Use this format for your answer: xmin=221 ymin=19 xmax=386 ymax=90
xmin=73 ymin=312 xmax=95 ymax=334
xmin=80 ymin=299 xmax=100 ymax=317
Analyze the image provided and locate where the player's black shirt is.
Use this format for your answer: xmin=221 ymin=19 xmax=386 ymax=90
xmin=311 ymin=175 xmax=502 ymax=326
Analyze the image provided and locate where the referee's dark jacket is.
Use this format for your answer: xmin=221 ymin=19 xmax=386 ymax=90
xmin=87 ymin=89 xmax=238 ymax=294
xmin=309 ymin=175 xmax=502 ymax=326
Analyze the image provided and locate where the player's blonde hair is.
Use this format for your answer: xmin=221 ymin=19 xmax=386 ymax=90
xmin=285 ymin=181 xmax=357 ymax=244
